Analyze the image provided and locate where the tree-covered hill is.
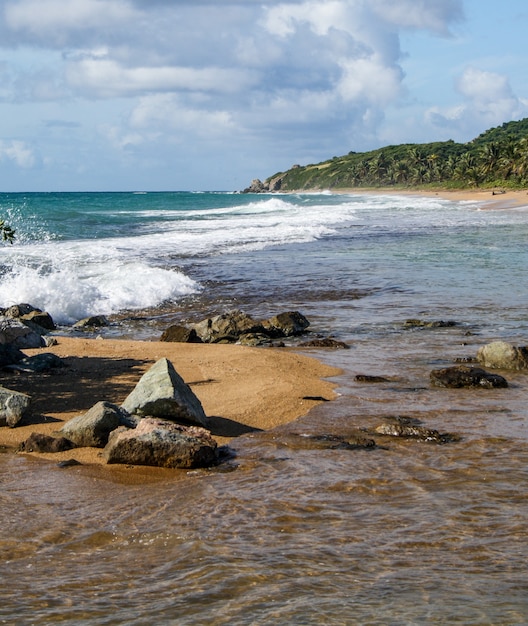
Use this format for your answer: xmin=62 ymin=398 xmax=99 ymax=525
xmin=252 ymin=118 xmax=528 ymax=192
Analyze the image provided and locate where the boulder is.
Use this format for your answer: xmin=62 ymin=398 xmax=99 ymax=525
xmin=21 ymin=310 xmax=56 ymax=331
xmin=0 ymin=343 xmax=25 ymax=367
xmin=0 ymin=316 xmax=44 ymax=349
xmin=121 ymin=358 xmax=208 ymax=427
xmin=476 ymin=341 xmax=528 ymax=370
xmin=59 ymin=401 xmax=125 ymax=447
xmin=430 ymin=365 xmax=508 ymax=389
xmin=263 ymin=311 xmax=310 ymax=337
xmin=0 ymin=386 xmax=31 ymax=427
xmin=192 ymin=311 xmax=265 ymax=343
xmin=160 ymin=325 xmax=203 ymax=343
xmin=7 ymin=353 xmax=65 ymax=373
xmin=103 ymin=417 xmax=218 ymax=468
xmin=19 ymin=432 xmax=74 ymax=453
xmin=3 ymin=303 xmax=39 ymax=318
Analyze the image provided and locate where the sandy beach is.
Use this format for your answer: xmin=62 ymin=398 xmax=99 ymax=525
xmin=0 ymin=337 xmax=340 ymax=467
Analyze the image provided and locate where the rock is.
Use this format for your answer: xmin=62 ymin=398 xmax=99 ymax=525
xmin=160 ymin=325 xmax=203 ymax=343
xmin=238 ymin=333 xmax=273 ymax=347
xmin=0 ymin=343 xmax=25 ymax=367
xmin=263 ymin=311 xmax=310 ymax=337
xmin=476 ymin=341 xmax=528 ymax=370
xmin=430 ymin=365 xmax=508 ymax=389
xmin=73 ymin=315 xmax=109 ymax=329
xmin=20 ymin=310 xmax=56 ymax=331
xmin=59 ymin=401 xmax=125 ymax=447
xmin=6 ymin=353 xmax=65 ymax=373
xmin=0 ymin=386 xmax=31 ymax=427
xmin=192 ymin=310 xmax=265 ymax=343
xmin=404 ymin=319 xmax=458 ymax=328
xmin=271 ymin=432 xmax=376 ymax=451
xmin=374 ymin=423 xmax=460 ymax=443
xmin=103 ymin=417 xmax=218 ymax=468
xmin=242 ymin=178 xmax=269 ymax=193
xmin=3 ymin=303 xmax=39 ymax=318
xmin=0 ymin=316 xmax=44 ymax=349
xmin=299 ymin=337 xmax=350 ymax=349
xmin=19 ymin=432 xmax=74 ymax=453
xmin=121 ymin=358 xmax=208 ymax=427
xmin=355 ymin=374 xmax=390 ymax=383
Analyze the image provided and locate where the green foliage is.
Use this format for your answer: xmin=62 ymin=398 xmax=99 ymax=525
xmin=0 ymin=219 xmax=15 ymax=244
xmin=267 ymin=118 xmax=528 ymax=191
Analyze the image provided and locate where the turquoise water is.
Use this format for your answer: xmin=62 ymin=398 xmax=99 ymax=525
xmin=1 ymin=191 xmax=528 ymax=624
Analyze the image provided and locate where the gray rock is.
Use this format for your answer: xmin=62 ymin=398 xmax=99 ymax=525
xmin=7 ymin=353 xmax=65 ymax=373
xmin=19 ymin=432 xmax=74 ymax=453
xmin=430 ymin=365 xmax=508 ymax=389
xmin=476 ymin=341 xmax=528 ymax=370
xmin=0 ymin=316 xmax=44 ymax=349
xmin=73 ymin=315 xmax=109 ymax=329
xmin=59 ymin=401 xmax=124 ymax=447
xmin=121 ymin=358 xmax=207 ymax=427
xmin=103 ymin=417 xmax=218 ymax=468
xmin=0 ymin=386 xmax=31 ymax=427
xmin=3 ymin=303 xmax=38 ymax=318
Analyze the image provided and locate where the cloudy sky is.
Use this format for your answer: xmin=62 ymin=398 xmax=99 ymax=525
xmin=0 ymin=0 xmax=526 ymax=191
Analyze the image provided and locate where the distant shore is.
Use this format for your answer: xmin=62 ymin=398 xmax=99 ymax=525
xmin=331 ymin=187 xmax=528 ymax=209
xmin=0 ymin=337 xmax=340 ymax=469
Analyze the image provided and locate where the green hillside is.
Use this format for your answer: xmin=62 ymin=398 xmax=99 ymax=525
xmin=257 ymin=118 xmax=528 ymax=192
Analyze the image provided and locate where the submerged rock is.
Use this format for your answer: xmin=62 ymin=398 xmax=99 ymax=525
xmin=299 ymin=337 xmax=350 ymax=349
xmin=430 ymin=365 xmax=508 ymax=389
xmin=103 ymin=417 xmax=218 ymax=468
xmin=476 ymin=341 xmax=528 ymax=370
xmin=121 ymin=358 xmax=208 ymax=427
xmin=355 ymin=374 xmax=390 ymax=383
xmin=404 ymin=319 xmax=458 ymax=329
xmin=374 ymin=423 xmax=460 ymax=444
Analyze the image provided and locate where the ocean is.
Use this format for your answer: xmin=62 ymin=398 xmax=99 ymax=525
xmin=1 ymin=190 xmax=527 ymax=624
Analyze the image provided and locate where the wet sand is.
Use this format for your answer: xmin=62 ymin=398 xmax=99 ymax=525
xmin=0 ymin=337 xmax=340 ymax=466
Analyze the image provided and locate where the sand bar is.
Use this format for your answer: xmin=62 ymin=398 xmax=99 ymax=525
xmin=0 ymin=337 xmax=340 ymax=466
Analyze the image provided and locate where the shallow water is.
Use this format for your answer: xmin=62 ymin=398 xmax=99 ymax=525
xmin=1 ymin=191 xmax=528 ymax=624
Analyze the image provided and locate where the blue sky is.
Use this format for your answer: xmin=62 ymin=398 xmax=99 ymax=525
xmin=0 ymin=0 xmax=526 ymax=191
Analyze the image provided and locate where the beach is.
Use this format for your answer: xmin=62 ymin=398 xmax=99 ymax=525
xmin=0 ymin=337 xmax=340 ymax=466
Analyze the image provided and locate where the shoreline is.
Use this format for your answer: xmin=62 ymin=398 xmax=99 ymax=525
xmin=329 ymin=186 xmax=528 ymax=209
xmin=0 ymin=337 xmax=340 ymax=469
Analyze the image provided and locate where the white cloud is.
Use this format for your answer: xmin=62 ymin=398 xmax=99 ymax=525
xmin=0 ymin=140 xmax=36 ymax=168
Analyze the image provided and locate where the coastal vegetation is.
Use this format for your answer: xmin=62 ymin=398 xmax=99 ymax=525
xmin=264 ymin=118 xmax=528 ymax=192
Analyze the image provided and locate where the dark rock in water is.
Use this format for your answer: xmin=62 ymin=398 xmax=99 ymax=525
xmin=19 ymin=432 xmax=74 ymax=453
xmin=59 ymin=401 xmax=125 ymax=447
xmin=103 ymin=417 xmax=218 ymax=468
xmin=263 ymin=311 xmax=310 ymax=337
xmin=404 ymin=319 xmax=458 ymax=329
xmin=160 ymin=325 xmax=203 ymax=343
xmin=7 ymin=353 xmax=65 ymax=373
xmin=0 ymin=387 xmax=31 ymax=427
xmin=476 ymin=341 xmax=528 ymax=370
xmin=192 ymin=310 xmax=266 ymax=343
xmin=374 ymin=423 xmax=460 ymax=443
xmin=430 ymin=365 xmax=508 ymax=389
xmin=299 ymin=337 xmax=350 ymax=349
xmin=121 ymin=358 xmax=208 ymax=427
xmin=355 ymin=374 xmax=390 ymax=383
xmin=57 ymin=458 xmax=82 ymax=468
xmin=271 ymin=432 xmax=376 ymax=451
xmin=73 ymin=315 xmax=109 ymax=329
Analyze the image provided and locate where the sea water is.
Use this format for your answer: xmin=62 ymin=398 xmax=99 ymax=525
xmin=0 ymin=191 xmax=527 ymax=624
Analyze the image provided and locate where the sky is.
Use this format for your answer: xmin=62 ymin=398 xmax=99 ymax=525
xmin=0 ymin=0 xmax=527 ymax=191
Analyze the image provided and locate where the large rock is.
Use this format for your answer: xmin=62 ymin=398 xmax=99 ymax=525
xmin=19 ymin=432 xmax=74 ymax=453
xmin=7 ymin=353 xmax=64 ymax=373
xmin=59 ymin=401 xmax=124 ymax=447
xmin=160 ymin=325 xmax=203 ymax=343
xmin=121 ymin=358 xmax=208 ymax=427
xmin=476 ymin=341 xmax=528 ymax=370
xmin=103 ymin=417 xmax=218 ymax=468
xmin=0 ymin=316 xmax=44 ymax=349
xmin=430 ymin=365 xmax=508 ymax=389
xmin=21 ymin=310 xmax=56 ymax=332
xmin=0 ymin=386 xmax=31 ymax=427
